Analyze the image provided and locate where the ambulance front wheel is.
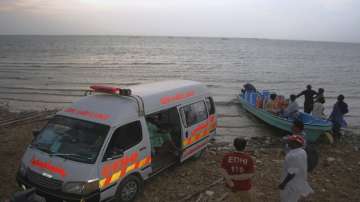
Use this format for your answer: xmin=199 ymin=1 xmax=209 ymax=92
xmin=115 ymin=174 xmax=143 ymax=202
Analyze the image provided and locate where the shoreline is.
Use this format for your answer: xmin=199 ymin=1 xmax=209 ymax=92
xmin=0 ymin=106 xmax=359 ymax=201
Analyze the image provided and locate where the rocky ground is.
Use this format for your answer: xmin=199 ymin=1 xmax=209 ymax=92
xmin=1 ymin=106 xmax=360 ymax=202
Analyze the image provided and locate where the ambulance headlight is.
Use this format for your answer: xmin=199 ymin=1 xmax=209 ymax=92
xmin=62 ymin=179 xmax=99 ymax=195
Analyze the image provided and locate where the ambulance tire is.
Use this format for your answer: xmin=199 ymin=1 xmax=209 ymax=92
xmin=115 ymin=174 xmax=143 ymax=202
xmin=191 ymin=148 xmax=204 ymax=160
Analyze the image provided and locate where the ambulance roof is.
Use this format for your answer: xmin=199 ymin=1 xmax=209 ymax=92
xmin=57 ymin=80 xmax=209 ymax=127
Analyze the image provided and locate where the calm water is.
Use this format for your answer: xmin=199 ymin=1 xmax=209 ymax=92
xmin=1 ymin=35 xmax=359 ymax=140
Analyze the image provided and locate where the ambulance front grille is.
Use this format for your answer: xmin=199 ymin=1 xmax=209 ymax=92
xmin=27 ymin=169 xmax=63 ymax=190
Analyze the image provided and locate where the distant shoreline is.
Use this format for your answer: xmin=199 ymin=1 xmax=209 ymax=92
xmin=0 ymin=34 xmax=359 ymax=45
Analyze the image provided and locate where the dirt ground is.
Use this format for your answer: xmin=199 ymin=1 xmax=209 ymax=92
xmin=1 ymin=107 xmax=360 ymax=202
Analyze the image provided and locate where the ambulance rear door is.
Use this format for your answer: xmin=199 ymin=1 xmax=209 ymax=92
xmin=179 ymin=100 xmax=211 ymax=162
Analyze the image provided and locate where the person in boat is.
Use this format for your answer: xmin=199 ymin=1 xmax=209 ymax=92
xmin=312 ymin=96 xmax=326 ymax=119
xmin=296 ymin=85 xmax=318 ymax=113
xmin=283 ymin=94 xmax=300 ymax=119
xmin=314 ymin=88 xmax=325 ymax=103
xmin=264 ymin=93 xmax=281 ymax=114
xmin=278 ymin=135 xmax=313 ymax=202
xmin=329 ymin=95 xmax=349 ymax=141
xmin=241 ymin=83 xmax=257 ymax=94
xmin=220 ymin=138 xmax=255 ymax=202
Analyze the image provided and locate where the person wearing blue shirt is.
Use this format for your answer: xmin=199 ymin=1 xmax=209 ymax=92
xmin=329 ymin=94 xmax=349 ymax=141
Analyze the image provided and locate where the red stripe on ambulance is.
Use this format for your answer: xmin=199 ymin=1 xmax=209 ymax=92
xmin=64 ymin=107 xmax=111 ymax=121
xmin=31 ymin=157 xmax=67 ymax=177
xmin=99 ymin=152 xmax=151 ymax=189
xmin=160 ymin=91 xmax=195 ymax=105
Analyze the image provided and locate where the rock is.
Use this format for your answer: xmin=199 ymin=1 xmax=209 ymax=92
xmin=209 ymin=151 xmax=217 ymax=155
xmin=354 ymin=146 xmax=359 ymax=152
xmin=327 ymin=157 xmax=336 ymax=163
xmin=333 ymin=149 xmax=342 ymax=154
xmin=272 ymin=159 xmax=282 ymax=164
xmin=256 ymin=160 xmax=262 ymax=164
xmin=259 ymin=148 xmax=268 ymax=154
xmin=205 ymin=190 xmax=215 ymax=197
xmin=209 ymin=147 xmax=217 ymax=151
xmin=216 ymin=193 xmax=229 ymax=202
xmin=340 ymin=191 xmax=349 ymax=198
xmin=253 ymin=150 xmax=260 ymax=157
xmin=321 ymin=188 xmax=326 ymax=192
xmin=325 ymin=182 xmax=333 ymax=189
xmin=196 ymin=193 xmax=204 ymax=202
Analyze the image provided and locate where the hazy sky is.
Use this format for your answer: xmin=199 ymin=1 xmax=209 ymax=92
xmin=0 ymin=0 xmax=359 ymax=43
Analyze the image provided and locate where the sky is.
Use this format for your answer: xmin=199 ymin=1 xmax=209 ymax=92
xmin=0 ymin=0 xmax=359 ymax=43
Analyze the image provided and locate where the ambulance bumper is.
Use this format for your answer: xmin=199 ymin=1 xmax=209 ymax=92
xmin=16 ymin=172 xmax=101 ymax=202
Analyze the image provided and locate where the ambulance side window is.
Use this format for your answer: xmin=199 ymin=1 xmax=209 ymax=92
xmin=205 ymin=97 xmax=215 ymax=115
xmin=104 ymin=121 xmax=142 ymax=160
xmin=181 ymin=101 xmax=208 ymax=127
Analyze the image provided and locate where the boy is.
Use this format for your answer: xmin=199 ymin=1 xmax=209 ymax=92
xmin=220 ymin=138 xmax=255 ymax=202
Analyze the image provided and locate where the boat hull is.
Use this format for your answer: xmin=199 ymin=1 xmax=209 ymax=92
xmin=239 ymin=95 xmax=332 ymax=142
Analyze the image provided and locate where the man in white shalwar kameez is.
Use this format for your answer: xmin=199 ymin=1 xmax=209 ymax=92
xmin=279 ymin=135 xmax=313 ymax=202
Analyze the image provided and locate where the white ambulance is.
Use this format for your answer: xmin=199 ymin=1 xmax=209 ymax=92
xmin=17 ymin=80 xmax=217 ymax=202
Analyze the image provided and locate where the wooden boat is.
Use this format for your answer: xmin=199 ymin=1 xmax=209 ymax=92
xmin=239 ymin=92 xmax=332 ymax=142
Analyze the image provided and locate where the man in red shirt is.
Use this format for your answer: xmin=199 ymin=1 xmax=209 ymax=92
xmin=220 ymin=138 xmax=255 ymax=202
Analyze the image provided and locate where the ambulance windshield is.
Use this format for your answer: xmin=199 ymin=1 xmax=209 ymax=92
xmin=32 ymin=115 xmax=109 ymax=164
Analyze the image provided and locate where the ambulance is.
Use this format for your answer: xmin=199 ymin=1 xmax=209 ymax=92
xmin=16 ymin=80 xmax=217 ymax=202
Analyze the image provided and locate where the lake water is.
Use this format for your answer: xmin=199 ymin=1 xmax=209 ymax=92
xmin=1 ymin=35 xmax=359 ymax=140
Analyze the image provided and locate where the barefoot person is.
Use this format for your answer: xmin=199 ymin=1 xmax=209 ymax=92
xmin=279 ymin=135 xmax=313 ymax=202
xmin=220 ymin=138 xmax=255 ymax=202
xmin=329 ymin=94 xmax=349 ymax=141
xmin=296 ymin=85 xmax=318 ymax=113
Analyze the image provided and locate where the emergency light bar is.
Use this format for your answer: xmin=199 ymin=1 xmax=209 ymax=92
xmin=90 ymin=85 xmax=132 ymax=96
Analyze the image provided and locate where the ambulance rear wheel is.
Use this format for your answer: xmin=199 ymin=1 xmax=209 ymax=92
xmin=192 ymin=149 xmax=204 ymax=160
xmin=115 ymin=175 xmax=143 ymax=202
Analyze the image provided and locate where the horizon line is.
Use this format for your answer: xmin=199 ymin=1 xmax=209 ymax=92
xmin=0 ymin=33 xmax=359 ymax=45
